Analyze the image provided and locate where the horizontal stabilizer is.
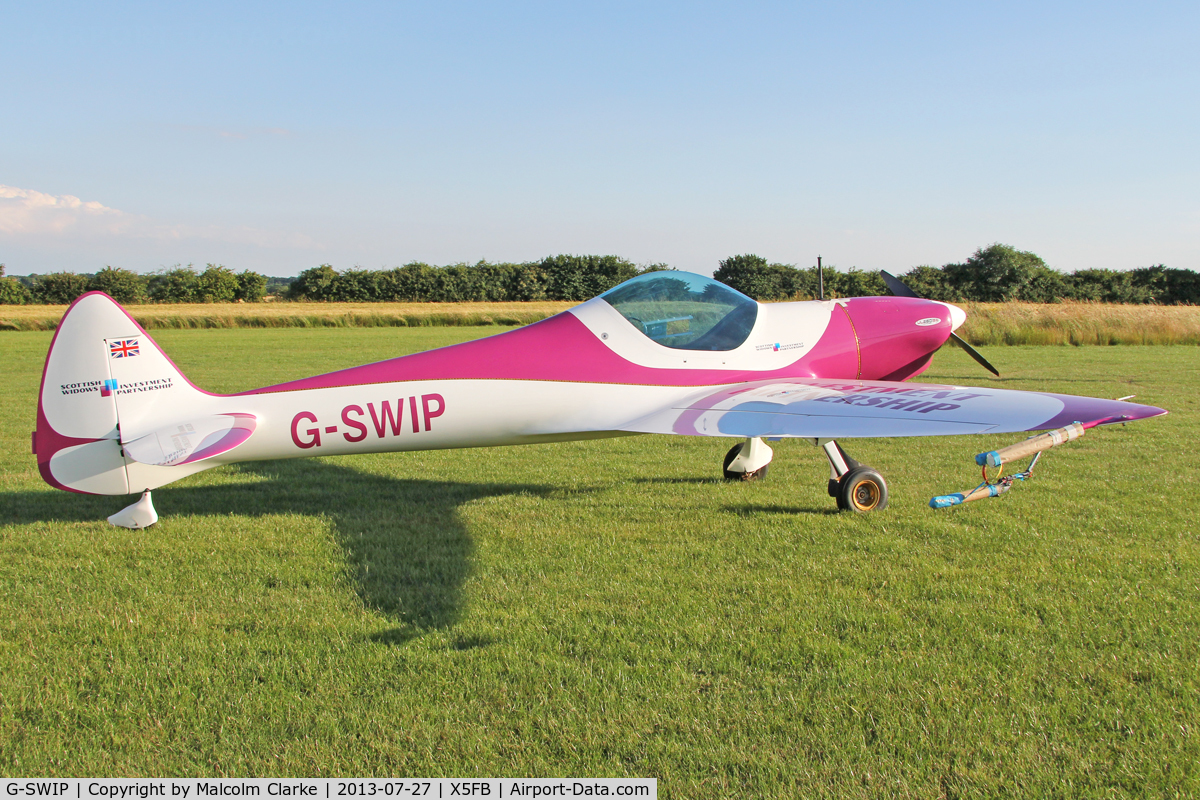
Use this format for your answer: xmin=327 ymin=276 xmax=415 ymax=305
xmin=122 ymin=413 xmax=257 ymax=467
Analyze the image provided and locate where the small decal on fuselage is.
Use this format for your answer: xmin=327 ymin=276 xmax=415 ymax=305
xmin=60 ymin=380 xmax=105 ymax=396
xmin=915 ymin=318 xmax=941 ymax=326
xmin=59 ymin=377 xmax=171 ymax=396
xmin=755 ymin=342 xmax=805 ymax=352
xmin=112 ymin=377 xmax=174 ymax=395
xmin=109 ymin=338 xmax=140 ymax=358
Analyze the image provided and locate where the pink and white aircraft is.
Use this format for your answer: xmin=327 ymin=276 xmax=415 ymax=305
xmin=34 ymin=271 xmax=1165 ymax=527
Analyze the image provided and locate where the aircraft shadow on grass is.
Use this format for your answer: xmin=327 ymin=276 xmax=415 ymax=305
xmin=5 ymin=459 xmax=562 ymax=641
xmin=723 ymin=503 xmax=841 ymax=517
xmin=631 ymin=476 xmax=840 ymax=515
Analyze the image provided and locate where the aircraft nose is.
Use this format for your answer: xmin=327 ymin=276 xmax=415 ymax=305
xmin=941 ymin=302 xmax=967 ymax=332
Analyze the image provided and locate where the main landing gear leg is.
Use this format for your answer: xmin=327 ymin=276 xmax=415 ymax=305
xmin=817 ymin=439 xmax=888 ymax=512
xmin=723 ymin=437 xmax=773 ymax=481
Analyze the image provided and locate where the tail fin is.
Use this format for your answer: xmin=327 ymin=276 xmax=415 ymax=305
xmin=35 ymin=292 xmax=253 ymax=495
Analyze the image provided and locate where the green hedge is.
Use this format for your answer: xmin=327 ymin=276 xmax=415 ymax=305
xmin=3 ymin=247 xmax=1197 ymax=306
xmin=715 ymin=246 xmax=1200 ymax=305
xmin=284 ymin=255 xmax=653 ymax=303
xmin=1 ymin=264 xmax=269 ymax=305
xmin=0 ymin=257 xmax=654 ymax=306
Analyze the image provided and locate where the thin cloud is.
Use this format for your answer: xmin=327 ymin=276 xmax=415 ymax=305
xmin=173 ymin=125 xmax=294 ymax=140
xmin=0 ymin=184 xmax=128 ymax=235
xmin=0 ymin=184 xmax=316 ymax=249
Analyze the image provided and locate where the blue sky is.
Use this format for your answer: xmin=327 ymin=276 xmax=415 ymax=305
xmin=3 ymin=1 xmax=1197 ymax=277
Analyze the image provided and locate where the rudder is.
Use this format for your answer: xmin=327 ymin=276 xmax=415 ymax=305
xmin=35 ymin=292 xmax=219 ymax=495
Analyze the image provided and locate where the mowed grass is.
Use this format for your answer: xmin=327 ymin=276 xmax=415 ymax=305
xmin=1 ymin=327 xmax=1197 ymax=796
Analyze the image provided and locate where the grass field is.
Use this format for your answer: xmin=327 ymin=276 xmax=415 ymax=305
xmin=1 ymin=327 xmax=1197 ymax=795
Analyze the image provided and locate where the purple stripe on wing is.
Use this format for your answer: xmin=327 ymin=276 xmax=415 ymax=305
xmin=1035 ymin=394 xmax=1166 ymax=431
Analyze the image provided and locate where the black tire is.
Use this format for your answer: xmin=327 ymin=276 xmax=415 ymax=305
xmin=827 ymin=443 xmax=862 ymax=497
xmin=722 ymin=443 xmax=769 ymax=481
xmin=836 ymin=466 xmax=888 ymax=512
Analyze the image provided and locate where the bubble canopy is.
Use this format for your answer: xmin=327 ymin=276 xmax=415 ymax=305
xmin=600 ymin=271 xmax=759 ymax=351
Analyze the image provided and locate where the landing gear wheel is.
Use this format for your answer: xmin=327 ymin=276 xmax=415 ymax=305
xmin=723 ymin=443 xmax=769 ymax=481
xmin=836 ymin=467 xmax=888 ymax=512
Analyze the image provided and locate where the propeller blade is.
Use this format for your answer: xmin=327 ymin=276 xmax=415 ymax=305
xmin=880 ymin=270 xmax=919 ymax=298
xmin=950 ymin=332 xmax=1001 ymax=377
xmin=880 ymin=269 xmax=1001 ymax=377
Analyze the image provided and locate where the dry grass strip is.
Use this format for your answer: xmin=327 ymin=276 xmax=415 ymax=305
xmin=959 ymin=301 xmax=1200 ymax=345
xmin=3 ymin=299 xmax=1198 ymax=344
xmin=0 ymin=301 xmax=575 ymax=332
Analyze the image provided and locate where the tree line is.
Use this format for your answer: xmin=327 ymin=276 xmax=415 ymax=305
xmin=283 ymin=255 xmax=660 ymax=303
xmin=0 ymin=256 xmax=660 ymax=306
xmin=0 ymin=264 xmax=270 ymax=305
xmin=2 ymin=246 xmax=1197 ymax=306
xmin=715 ymin=245 xmax=1200 ymax=305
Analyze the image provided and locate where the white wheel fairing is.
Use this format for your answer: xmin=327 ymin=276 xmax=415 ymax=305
xmin=107 ymin=491 xmax=158 ymax=529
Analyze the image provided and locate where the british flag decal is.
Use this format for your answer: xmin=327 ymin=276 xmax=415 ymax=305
xmin=109 ymin=339 xmax=140 ymax=358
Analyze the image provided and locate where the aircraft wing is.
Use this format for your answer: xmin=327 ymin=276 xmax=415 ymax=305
xmin=618 ymin=378 xmax=1166 ymax=439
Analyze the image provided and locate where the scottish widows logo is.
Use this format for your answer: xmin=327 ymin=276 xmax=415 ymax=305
xmin=100 ymin=379 xmax=118 ymax=397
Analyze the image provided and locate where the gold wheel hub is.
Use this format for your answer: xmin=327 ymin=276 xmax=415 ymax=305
xmin=851 ymin=479 xmax=881 ymax=511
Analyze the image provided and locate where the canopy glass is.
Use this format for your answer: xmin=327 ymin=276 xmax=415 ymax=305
xmin=600 ymin=272 xmax=758 ymax=351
